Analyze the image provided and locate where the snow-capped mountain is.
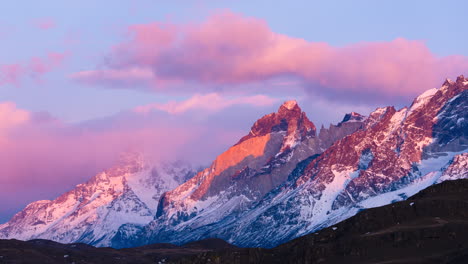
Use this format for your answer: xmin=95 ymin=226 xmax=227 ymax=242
xmin=0 ymin=153 xmax=196 ymax=247
xmin=0 ymin=100 xmax=365 ymax=248
xmin=155 ymin=101 xmax=361 ymax=218
xmin=1 ymin=76 xmax=466 ymax=250
xmin=134 ymin=76 xmax=467 ymax=248
xmin=125 ymin=100 xmax=364 ymax=246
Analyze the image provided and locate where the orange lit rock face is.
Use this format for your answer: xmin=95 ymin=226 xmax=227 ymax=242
xmin=214 ymin=134 xmax=272 ymax=175
xmin=189 ymin=134 xmax=272 ymax=200
xmin=160 ymin=100 xmax=320 ymax=215
xmin=155 ymin=99 xmax=367 ymax=231
xmin=237 ymin=100 xmax=316 ymax=146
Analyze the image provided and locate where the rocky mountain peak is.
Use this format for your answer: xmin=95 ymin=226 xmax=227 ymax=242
xmin=442 ymin=78 xmax=455 ymax=86
xmin=279 ymin=100 xmax=299 ymax=111
xmin=441 ymin=75 xmax=466 ymax=92
xmin=340 ymin=112 xmax=365 ymax=124
xmin=2 ymin=77 xmax=465 ymax=250
xmin=456 ymin=74 xmax=467 ymax=84
xmin=277 ymin=100 xmax=302 ymax=118
xmin=410 ymin=74 xmax=467 ymax=117
xmin=237 ymin=100 xmax=316 ymax=145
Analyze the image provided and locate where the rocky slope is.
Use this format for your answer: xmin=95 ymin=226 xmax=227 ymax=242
xmin=0 ymin=153 xmax=196 ymax=247
xmin=137 ymin=100 xmax=366 ymax=247
xmin=0 ymin=100 xmax=364 ymax=249
xmin=1 ymin=76 xmax=466 ymax=250
xmin=174 ymin=179 xmax=468 ymax=264
xmin=1 ymin=179 xmax=467 ymax=264
xmin=138 ymin=76 xmax=467 ymax=248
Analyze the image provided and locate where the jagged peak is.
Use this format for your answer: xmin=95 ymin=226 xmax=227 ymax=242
xmin=236 ymin=100 xmax=315 ymax=145
xmin=340 ymin=112 xmax=365 ymax=124
xmin=456 ymin=74 xmax=467 ymax=83
xmin=368 ymin=107 xmax=390 ymax=118
xmin=443 ymin=78 xmax=455 ymax=86
xmin=443 ymin=75 xmax=467 ymax=87
xmin=364 ymin=106 xmax=395 ymax=128
xmin=281 ymin=100 xmax=298 ymax=110
xmin=409 ymin=75 xmax=467 ymax=117
xmin=278 ymin=100 xmax=302 ymax=117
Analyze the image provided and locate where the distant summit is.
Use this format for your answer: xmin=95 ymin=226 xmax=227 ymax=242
xmin=340 ymin=112 xmax=365 ymax=124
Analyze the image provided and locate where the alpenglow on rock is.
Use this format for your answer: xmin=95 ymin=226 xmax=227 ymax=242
xmin=133 ymin=102 xmax=369 ymax=247
xmin=135 ymin=76 xmax=467 ymax=248
xmin=1 ymin=77 xmax=466 ymax=249
xmin=0 ymin=153 xmax=197 ymax=247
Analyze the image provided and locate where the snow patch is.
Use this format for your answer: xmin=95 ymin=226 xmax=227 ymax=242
xmin=408 ymin=87 xmax=438 ymax=116
xmin=358 ymin=171 xmax=440 ymax=208
xmin=358 ymin=149 xmax=373 ymax=170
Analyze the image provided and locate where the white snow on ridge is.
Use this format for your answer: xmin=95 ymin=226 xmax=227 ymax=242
xmin=358 ymin=171 xmax=440 ymax=209
xmin=408 ymin=87 xmax=438 ymax=116
xmin=0 ymin=157 xmax=196 ymax=247
xmin=301 ymin=167 xmax=355 ymax=223
xmin=358 ymin=151 xmax=465 ymax=209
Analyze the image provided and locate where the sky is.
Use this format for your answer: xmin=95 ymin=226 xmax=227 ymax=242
xmin=1 ymin=0 xmax=467 ymax=222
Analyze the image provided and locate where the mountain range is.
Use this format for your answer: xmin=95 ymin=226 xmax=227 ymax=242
xmin=0 ymin=75 xmax=467 ymax=249
xmin=1 ymin=179 xmax=467 ymax=263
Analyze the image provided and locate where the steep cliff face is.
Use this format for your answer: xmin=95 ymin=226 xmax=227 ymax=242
xmin=140 ymin=101 xmax=366 ymax=247
xmin=0 ymin=153 xmax=196 ymax=247
xmin=214 ymin=76 xmax=468 ymax=248
xmin=156 ymin=101 xmax=317 ymax=219
xmin=1 ymin=77 xmax=466 ymax=250
xmin=138 ymin=76 xmax=467 ymax=248
xmin=0 ymin=101 xmax=364 ymax=249
xmin=318 ymin=112 xmax=365 ymax=150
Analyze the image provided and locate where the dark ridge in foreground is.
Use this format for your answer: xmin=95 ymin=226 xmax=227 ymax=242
xmin=0 ymin=238 xmax=236 ymax=264
xmin=1 ymin=179 xmax=468 ymax=264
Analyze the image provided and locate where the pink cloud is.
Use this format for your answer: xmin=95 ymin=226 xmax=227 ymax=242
xmin=134 ymin=93 xmax=278 ymax=114
xmin=0 ymin=102 xmax=30 ymax=143
xmin=72 ymin=11 xmax=468 ymax=100
xmin=70 ymin=68 xmax=156 ymax=87
xmin=29 ymin=52 xmax=67 ymax=76
xmin=0 ymin=52 xmax=67 ymax=86
xmin=0 ymin=65 xmax=23 ymax=86
xmin=0 ymin=101 xmax=251 ymax=221
xmin=34 ymin=18 xmax=56 ymax=30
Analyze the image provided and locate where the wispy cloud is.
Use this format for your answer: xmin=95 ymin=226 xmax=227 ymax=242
xmin=0 ymin=52 xmax=68 ymax=86
xmin=0 ymin=100 xmax=252 ymax=219
xmin=134 ymin=93 xmax=278 ymax=114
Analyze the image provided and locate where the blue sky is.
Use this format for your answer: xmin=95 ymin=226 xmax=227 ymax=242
xmin=0 ymin=0 xmax=467 ymax=222
xmin=1 ymin=0 xmax=467 ymax=123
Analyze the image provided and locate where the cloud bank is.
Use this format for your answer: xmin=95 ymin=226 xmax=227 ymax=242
xmin=0 ymin=100 xmax=258 ymax=222
xmin=72 ymin=11 xmax=468 ymax=100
